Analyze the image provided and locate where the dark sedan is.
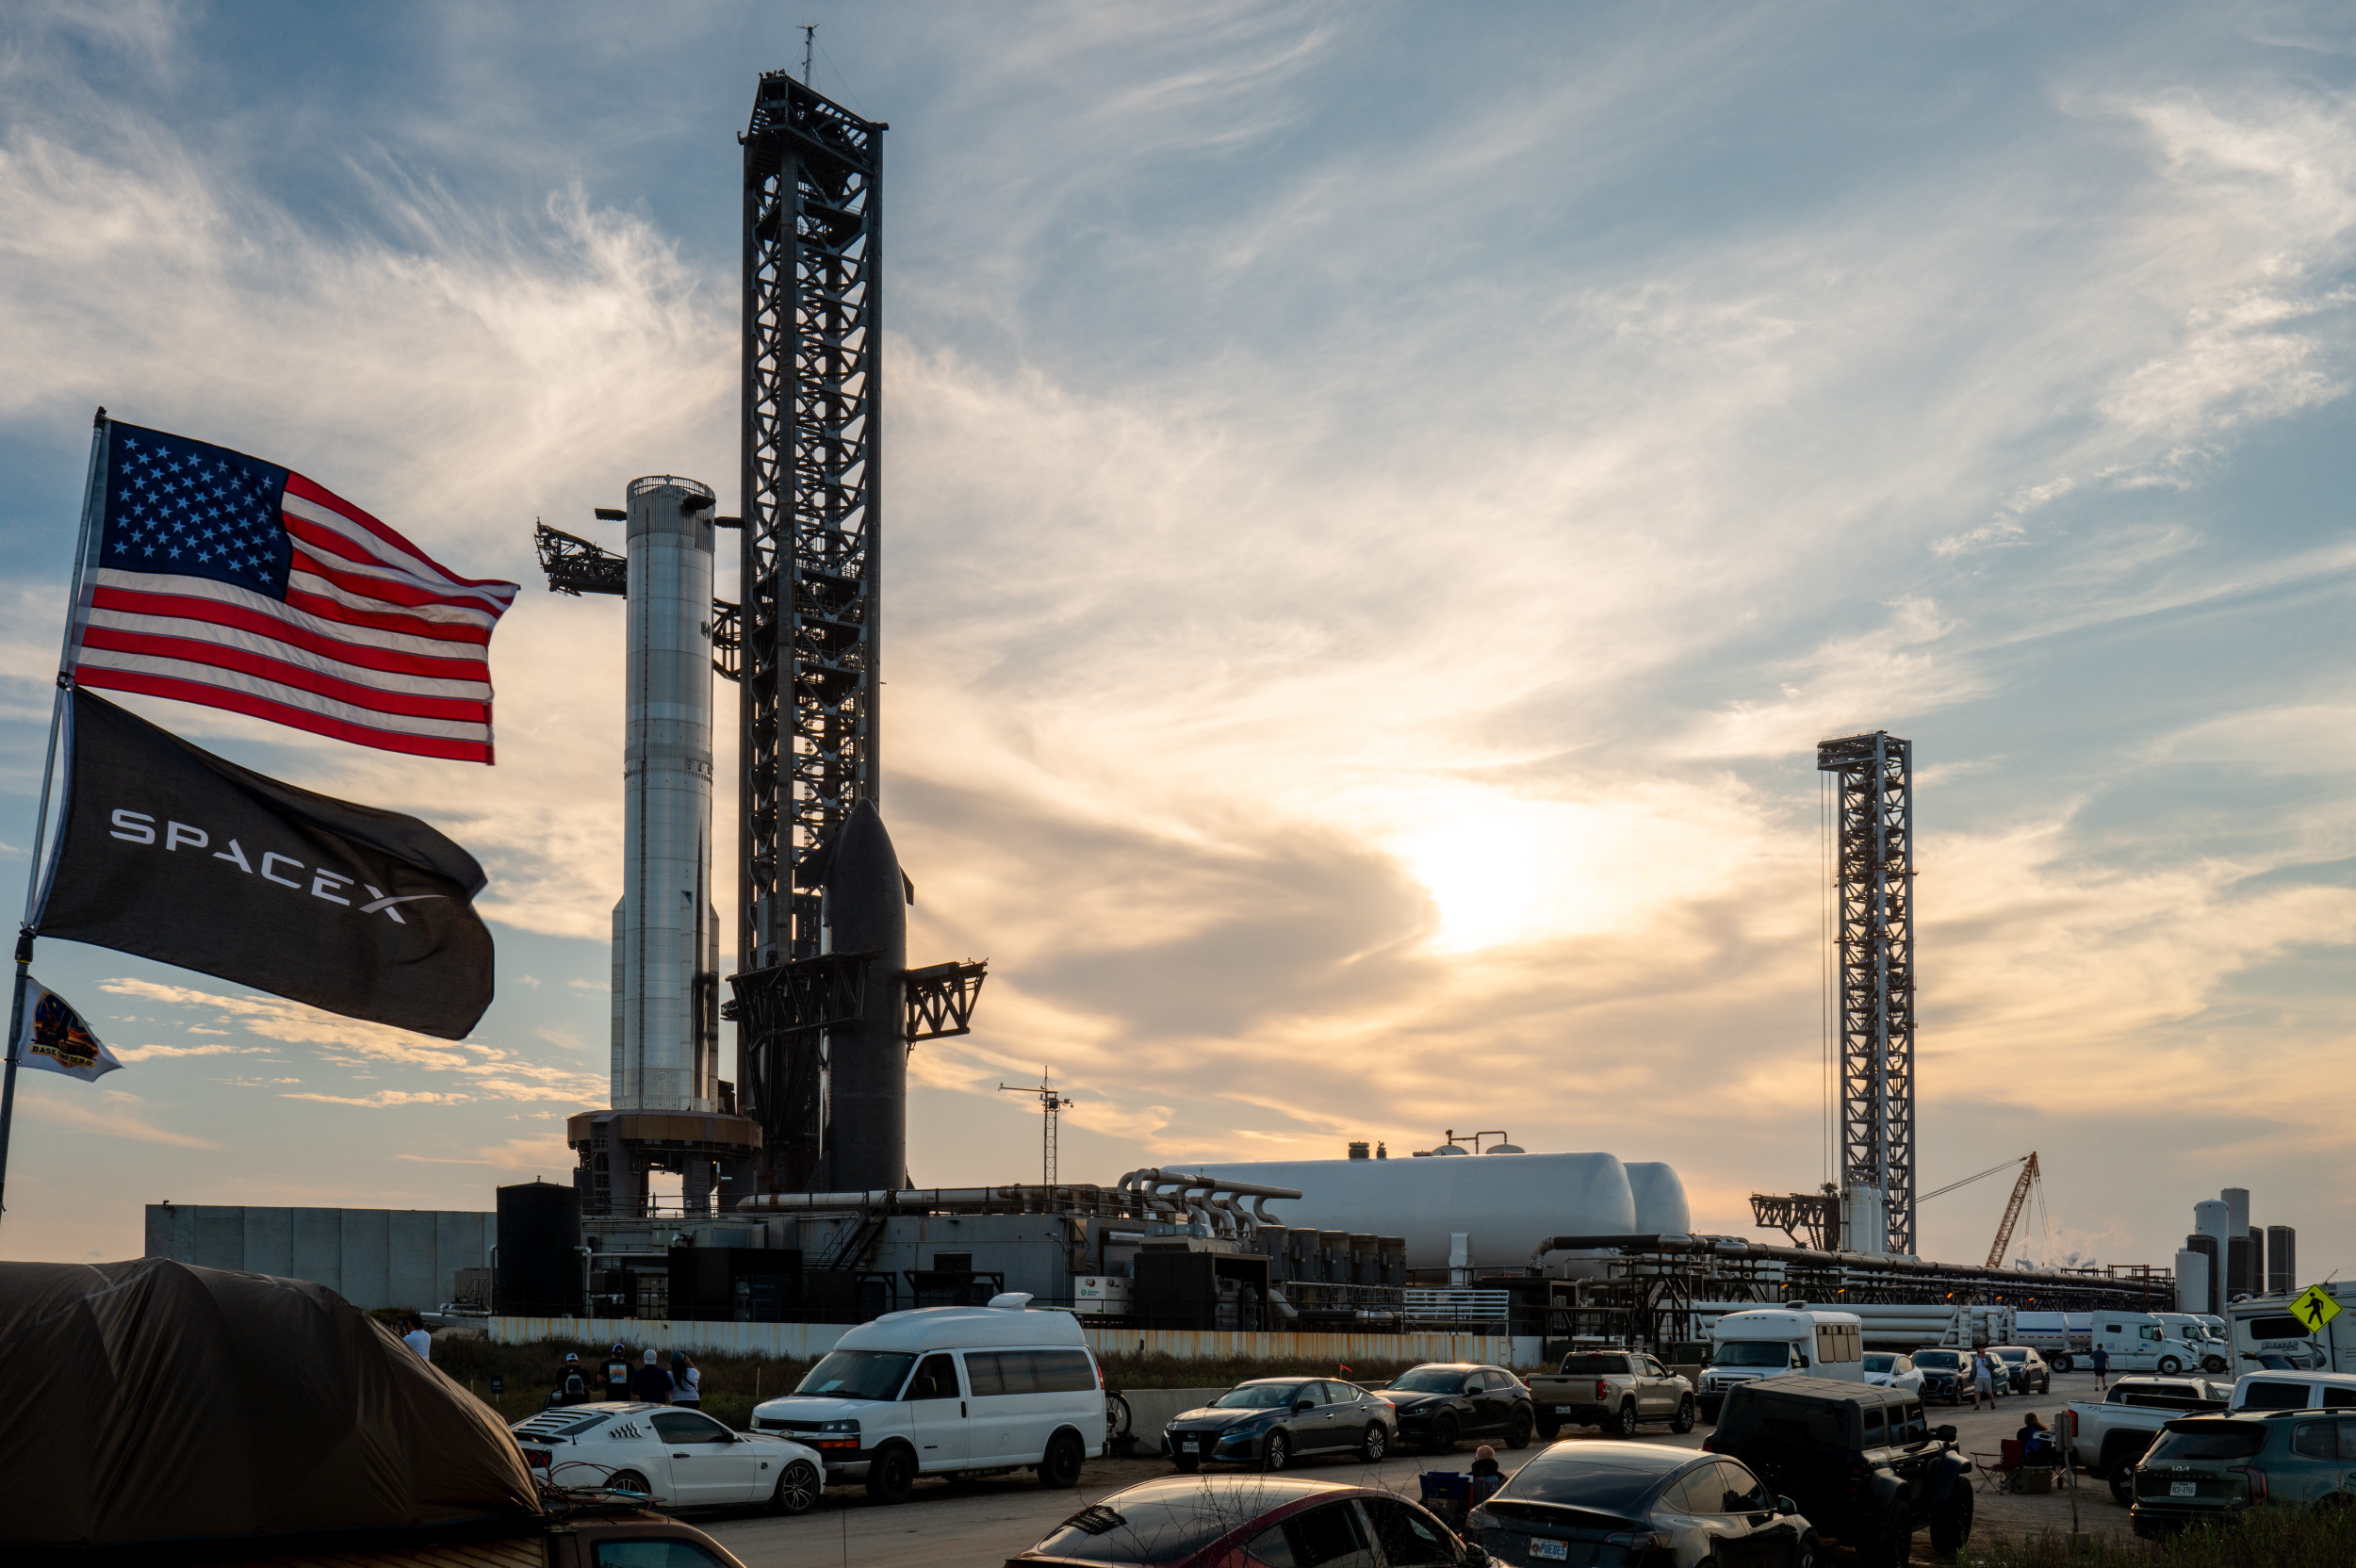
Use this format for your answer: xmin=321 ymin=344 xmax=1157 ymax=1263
xmin=1469 ymin=1442 xmax=1818 ymax=1568
xmin=1383 ymin=1364 xmax=1536 ymax=1454
xmin=1015 ymin=1475 xmax=1468 ymax=1568
xmin=1164 ymin=1378 xmax=1398 ymax=1472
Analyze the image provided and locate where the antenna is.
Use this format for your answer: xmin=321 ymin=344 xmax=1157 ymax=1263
xmin=801 ymin=24 xmax=816 ymax=84
xmin=1000 ymin=1070 xmax=1074 ymax=1188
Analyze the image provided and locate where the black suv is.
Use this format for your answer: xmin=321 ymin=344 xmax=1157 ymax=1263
xmin=1703 ymin=1376 xmax=1972 ymax=1568
xmin=1379 ymin=1364 xmax=1536 ymax=1454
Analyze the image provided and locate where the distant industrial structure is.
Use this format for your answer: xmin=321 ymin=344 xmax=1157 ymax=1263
xmin=2177 ymin=1186 xmax=2297 ymax=1315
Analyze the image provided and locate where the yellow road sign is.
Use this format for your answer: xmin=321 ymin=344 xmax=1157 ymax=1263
xmin=2291 ymin=1284 xmax=2342 ymax=1333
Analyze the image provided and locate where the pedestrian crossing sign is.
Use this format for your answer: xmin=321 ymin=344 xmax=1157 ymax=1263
xmin=2291 ymin=1284 xmax=2341 ymax=1333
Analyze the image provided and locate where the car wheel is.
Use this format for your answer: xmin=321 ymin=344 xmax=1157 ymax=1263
xmin=2157 ymin=1356 xmax=2183 ymax=1376
xmin=1171 ymin=1454 xmax=1201 ymax=1473
xmin=1106 ymin=1393 xmax=1133 ymax=1443
xmin=2109 ymin=1466 xmax=2135 ymax=1507
xmin=1671 ymin=1396 xmax=1696 ymax=1434
xmin=868 ymin=1446 xmax=917 ymax=1502
xmin=1855 ymin=1521 xmax=1910 ymax=1568
xmin=1929 ymin=1485 xmax=1973 ymax=1554
xmin=1505 ymin=1408 xmax=1535 ymax=1451
xmin=772 ymin=1460 xmax=820 ymax=1516
xmin=608 ymin=1469 xmax=652 ymax=1500
xmin=1793 ymin=1533 xmax=1821 ymax=1568
xmin=1612 ymin=1401 xmax=1640 ymax=1438
xmin=1261 ymin=1430 xmax=1292 ymax=1472
xmin=1427 ymin=1414 xmax=1459 ymax=1455
xmin=1039 ymin=1431 xmax=1085 ymax=1490
xmin=1360 ymin=1423 xmax=1388 ymax=1463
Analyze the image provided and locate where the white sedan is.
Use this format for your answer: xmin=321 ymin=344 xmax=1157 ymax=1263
xmin=1863 ymin=1353 xmax=1925 ymax=1396
xmin=512 ymin=1402 xmax=825 ymax=1513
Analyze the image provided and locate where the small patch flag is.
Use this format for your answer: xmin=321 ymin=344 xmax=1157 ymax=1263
xmin=12 ymin=979 xmax=122 ymax=1083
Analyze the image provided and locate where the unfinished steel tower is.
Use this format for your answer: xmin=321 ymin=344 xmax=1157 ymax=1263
xmin=1818 ymin=730 xmax=1917 ymax=1257
xmin=730 ymin=72 xmax=982 ymax=1197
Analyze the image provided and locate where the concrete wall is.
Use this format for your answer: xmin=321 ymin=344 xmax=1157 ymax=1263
xmin=144 ymin=1204 xmax=494 ymax=1311
xmin=488 ymin=1314 xmax=1514 ymax=1367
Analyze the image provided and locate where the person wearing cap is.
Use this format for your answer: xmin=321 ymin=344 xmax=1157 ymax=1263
xmin=554 ymin=1351 xmax=594 ymax=1406
xmin=630 ymin=1346 xmax=675 ymax=1405
xmin=669 ymin=1350 xmax=702 ymax=1409
xmin=602 ymin=1344 xmax=632 ymax=1402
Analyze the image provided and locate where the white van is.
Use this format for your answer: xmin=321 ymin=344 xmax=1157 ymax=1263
xmin=1695 ymin=1308 xmax=1864 ymax=1420
xmin=748 ymin=1295 xmax=1103 ymax=1501
xmin=2092 ymin=1313 xmax=2221 ymax=1376
xmin=2230 ymin=1286 xmax=2356 ymax=1375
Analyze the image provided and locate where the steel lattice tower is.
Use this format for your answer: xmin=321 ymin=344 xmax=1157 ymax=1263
xmin=738 ymin=73 xmax=884 ymax=1189
xmin=1817 ymin=730 xmax=1917 ymax=1255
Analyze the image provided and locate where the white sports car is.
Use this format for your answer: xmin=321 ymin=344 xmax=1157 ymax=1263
xmin=512 ymin=1402 xmax=826 ymax=1513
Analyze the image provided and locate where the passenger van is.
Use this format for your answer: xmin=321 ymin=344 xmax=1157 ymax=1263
xmin=1694 ymin=1307 xmax=1864 ymax=1421
xmin=749 ymin=1294 xmax=1103 ymax=1501
xmin=2091 ymin=1312 xmax=2221 ymax=1375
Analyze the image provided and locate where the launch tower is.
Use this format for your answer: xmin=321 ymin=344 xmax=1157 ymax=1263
xmin=730 ymin=72 xmax=984 ymax=1196
xmin=1817 ymin=730 xmax=1916 ymax=1256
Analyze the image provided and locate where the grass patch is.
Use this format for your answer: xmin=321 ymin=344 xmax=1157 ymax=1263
xmin=1959 ymin=1509 xmax=2356 ymax=1567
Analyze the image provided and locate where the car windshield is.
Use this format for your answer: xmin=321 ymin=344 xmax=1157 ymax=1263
xmin=1216 ymin=1382 xmax=1309 ymax=1409
xmin=1712 ymin=1342 xmax=1792 ymax=1368
xmin=1914 ymin=1352 xmax=1961 ymax=1370
xmin=795 ymin=1349 xmax=918 ymax=1401
xmin=1389 ymin=1368 xmax=1473 ymax=1394
xmin=2145 ymin=1424 xmax=2266 ymax=1462
xmin=1556 ymin=1356 xmax=1630 ymax=1375
xmin=1993 ymin=1350 xmax=2027 ymax=1363
xmin=1863 ymin=1355 xmax=1895 ymax=1373
xmin=1034 ymin=1491 xmax=1276 ymax=1564
xmin=1495 ymin=1448 xmax=1685 ymax=1512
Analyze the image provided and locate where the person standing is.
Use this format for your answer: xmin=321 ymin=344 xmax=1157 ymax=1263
xmin=603 ymin=1344 xmax=632 ymax=1402
xmin=670 ymin=1351 xmax=702 ymax=1409
xmin=402 ymin=1315 xmax=432 ymax=1361
xmin=2090 ymin=1342 xmax=2110 ymax=1392
xmin=630 ymin=1347 xmax=676 ymax=1405
xmin=556 ymin=1351 xmax=594 ymax=1406
xmin=1972 ymin=1349 xmax=1997 ymax=1411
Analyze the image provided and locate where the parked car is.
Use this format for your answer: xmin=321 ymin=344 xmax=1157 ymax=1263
xmin=1862 ymin=1353 xmax=1923 ymax=1396
xmin=1703 ymin=1377 xmax=1969 ymax=1568
xmin=511 ymin=1403 xmax=824 ymax=1514
xmin=1988 ymin=1347 xmax=2053 ymax=1395
xmin=1526 ymin=1350 xmax=1693 ymax=1439
xmin=2064 ymin=1375 xmax=2235 ymax=1504
xmin=2130 ymin=1412 xmax=2356 ymax=1537
xmin=1380 ymin=1363 xmax=1536 ymax=1452
xmin=1163 ymin=1378 xmax=1398 ymax=1471
xmin=1908 ymin=1348 xmax=1971 ymax=1405
xmin=748 ymin=1298 xmax=1103 ymax=1500
xmin=1468 ymin=1440 xmax=1817 ymax=1567
xmin=1017 ymin=1475 xmax=1470 ymax=1568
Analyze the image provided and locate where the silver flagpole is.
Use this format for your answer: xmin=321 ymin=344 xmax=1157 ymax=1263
xmin=0 ymin=407 xmax=111 ymax=1224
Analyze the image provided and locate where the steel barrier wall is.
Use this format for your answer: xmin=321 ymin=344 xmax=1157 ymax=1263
xmin=489 ymin=1315 xmax=1513 ymax=1365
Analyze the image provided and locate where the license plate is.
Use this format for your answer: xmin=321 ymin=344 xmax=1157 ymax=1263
xmin=1529 ymin=1538 xmax=1568 ymax=1560
xmin=1553 ymin=1404 xmax=1574 ymax=1414
xmin=2170 ymin=1482 xmax=2196 ymax=1497
xmin=1184 ymin=1437 xmax=1202 ymax=1450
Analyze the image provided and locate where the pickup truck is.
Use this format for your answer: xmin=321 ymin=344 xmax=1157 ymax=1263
xmin=2064 ymin=1374 xmax=2235 ymax=1504
xmin=1526 ymin=1348 xmax=1696 ymax=1438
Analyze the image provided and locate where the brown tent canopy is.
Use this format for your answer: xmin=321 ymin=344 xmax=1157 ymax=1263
xmin=0 ymin=1257 xmax=538 ymax=1546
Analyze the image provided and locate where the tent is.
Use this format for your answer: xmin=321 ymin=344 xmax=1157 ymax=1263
xmin=0 ymin=1257 xmax=539 ymax=1546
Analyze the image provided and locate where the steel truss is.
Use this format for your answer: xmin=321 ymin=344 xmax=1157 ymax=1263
xmin=1817 ymin=731 xmax=1917 ymax=1255
xmin=739 ymin=74 xmax=884 ymax=1189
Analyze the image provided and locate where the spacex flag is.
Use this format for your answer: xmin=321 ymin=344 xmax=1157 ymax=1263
xmin=33 ymin=691 xmax=494 ymax=1039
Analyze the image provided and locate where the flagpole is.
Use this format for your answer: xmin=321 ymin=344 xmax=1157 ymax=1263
xmin=0 ymin=407 xmax=110 ymax=1225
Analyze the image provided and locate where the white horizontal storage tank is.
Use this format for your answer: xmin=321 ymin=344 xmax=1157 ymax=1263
xmin=1190 ymin=1152 xmax=1642 ymax=1269
xmin=1627 ymin=1162 xmax=1691 ymax=1236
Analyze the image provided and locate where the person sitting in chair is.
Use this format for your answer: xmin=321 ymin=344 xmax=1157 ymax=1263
xmin=2016 ymin=1412 xmax=2055 ymax=1466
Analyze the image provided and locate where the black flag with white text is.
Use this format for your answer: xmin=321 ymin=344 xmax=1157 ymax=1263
xmin=33 ymin=691 xmax=494 ymax=1038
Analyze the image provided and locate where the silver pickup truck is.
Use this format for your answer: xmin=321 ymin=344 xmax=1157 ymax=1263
xmin=2065 ymin=1374 xmax=2235 ymax=1504
xmin=1525 ymin=1349 xmax=1696 ymax=1438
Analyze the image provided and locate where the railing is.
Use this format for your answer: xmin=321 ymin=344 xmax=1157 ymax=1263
xmin=1403 ymin=1289 xmax=1513 ymax=1326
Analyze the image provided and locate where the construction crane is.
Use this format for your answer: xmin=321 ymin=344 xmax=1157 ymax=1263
xmin=1916 ymin=1151 xmax=2043 ymax=1268
xmin=1000 ymin=1071 xmax=1075 ymax=1188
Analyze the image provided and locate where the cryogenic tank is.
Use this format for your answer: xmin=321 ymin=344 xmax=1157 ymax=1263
xmin=2194 ymin=1200 xmax=2232 ymax=1250
xmin=1189 ymin=1152 xmax=1640 ymax=1269
xmin=1627 ymin=1162 xmax=1691 ymax=1236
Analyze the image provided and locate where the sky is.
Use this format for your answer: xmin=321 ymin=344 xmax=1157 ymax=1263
xmin=3 ymin=1 xmax=2354 ymax=1282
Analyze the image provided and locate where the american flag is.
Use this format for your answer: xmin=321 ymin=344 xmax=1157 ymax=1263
xmin=70 ymin=421 xmax=518 ymax=764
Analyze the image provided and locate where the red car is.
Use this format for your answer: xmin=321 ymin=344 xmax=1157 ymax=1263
xmin=1011 ymin=1475 xmax=1475 ymax=1568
